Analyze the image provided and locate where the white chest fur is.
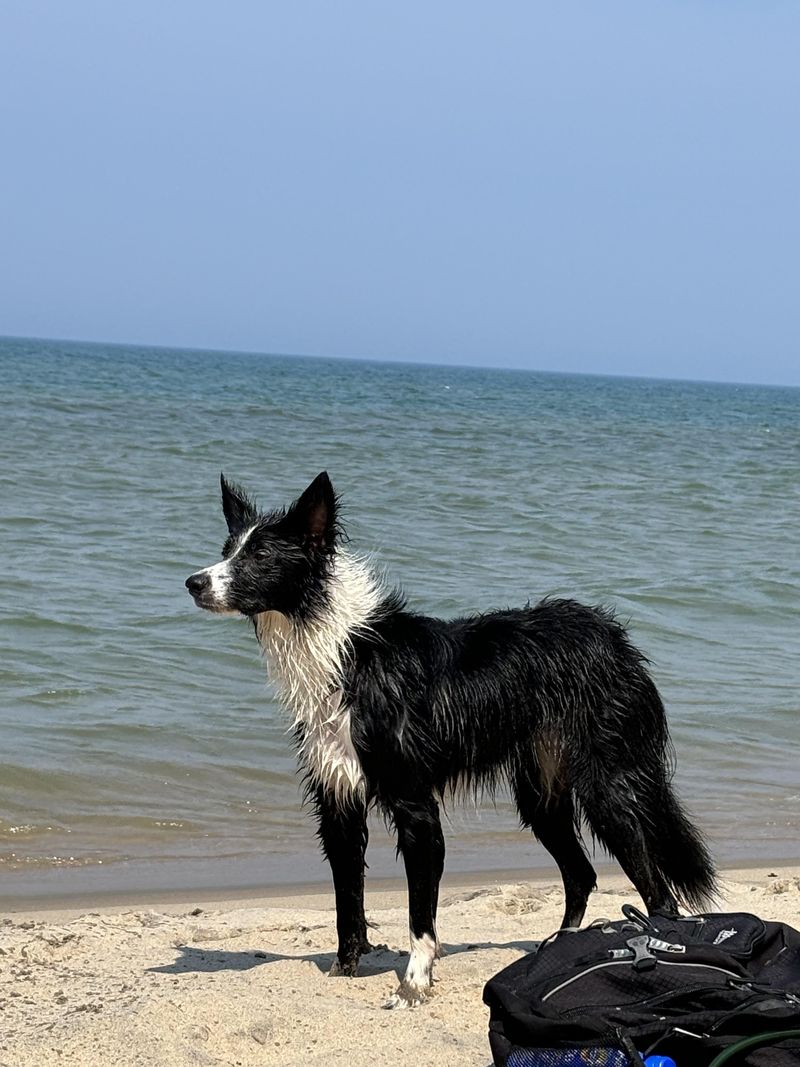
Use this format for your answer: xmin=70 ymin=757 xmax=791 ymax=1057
xmin=253 ymin=553 xmax=382 ymax=805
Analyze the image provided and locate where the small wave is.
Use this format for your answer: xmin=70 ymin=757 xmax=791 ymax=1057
xmin=0 ymin=822 xmax=49 ymax=838
xmin=2 ymin=613 xmax=99 ymax=635
xmin=0 ymin=852 xmax=112 ymax=870
xmin=26 ymin=686 xmax=104 ymax=704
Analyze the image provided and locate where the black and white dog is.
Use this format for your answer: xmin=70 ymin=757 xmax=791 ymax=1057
xmin=185 ymin=472 xmax=716 ymax=1007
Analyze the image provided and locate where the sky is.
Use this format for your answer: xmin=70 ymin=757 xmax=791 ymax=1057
xmin=1 ymin=2 xmax=798 ymax=386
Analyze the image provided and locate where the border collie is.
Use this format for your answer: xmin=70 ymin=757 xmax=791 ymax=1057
xmin=185 ymin=472 xmax=716 ymax=1008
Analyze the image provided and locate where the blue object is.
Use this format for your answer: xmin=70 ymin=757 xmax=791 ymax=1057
xmin=506 ymin=1050 xmax=677 ymax=1067
xmin=507 ymin=1051 xmax=634 ymax=1066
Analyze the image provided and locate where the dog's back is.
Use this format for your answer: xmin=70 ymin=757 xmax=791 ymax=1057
xmin=345 ymin=596 xmax=660 ymax=788
xmin=344 ymin=593 xmax=714 ymax=916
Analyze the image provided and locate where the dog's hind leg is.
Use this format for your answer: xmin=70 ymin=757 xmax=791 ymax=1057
xmin=513 ymin=773 xmax=597 ymax=929
xmin=313 ymin=787 xmax=372 ymax=977
xmin=385 ymin=795 xmax=443 ymax=1008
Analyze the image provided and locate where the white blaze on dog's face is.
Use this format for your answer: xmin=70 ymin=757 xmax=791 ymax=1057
xmin=185 ymin=523 xmax=258 ymax=615
xmin=184 ymin=472 xmax=338 ymax=619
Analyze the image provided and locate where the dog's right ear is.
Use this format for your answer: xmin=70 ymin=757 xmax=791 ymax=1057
xmin=220 ymin=474 xmax=256 ymax=536
xmin=283 ymin=471 xmax=339 ymax=551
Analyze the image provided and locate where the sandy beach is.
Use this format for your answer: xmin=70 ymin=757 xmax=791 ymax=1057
xmin=2 ymin=865 xmax=799 ymax=1066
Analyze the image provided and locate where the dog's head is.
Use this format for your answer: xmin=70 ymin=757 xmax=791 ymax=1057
xmin=185 ymin=471 xmax=339 ymax=618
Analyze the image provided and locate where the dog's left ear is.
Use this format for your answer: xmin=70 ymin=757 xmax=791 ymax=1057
xmin=220 ymin=473 xmax=256 ymax=537
xmin=286 ymin=471 xmax=338 ymax=550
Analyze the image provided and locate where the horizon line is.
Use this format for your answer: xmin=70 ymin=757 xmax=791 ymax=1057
xmin=1 ymin=330 xmax=797 ymax=392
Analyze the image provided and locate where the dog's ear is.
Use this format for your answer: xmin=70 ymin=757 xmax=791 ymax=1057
xmin=285 ymin=471 xmax=338 ymax=550
xmin=220 ymin=474 xmax=256 ymax=536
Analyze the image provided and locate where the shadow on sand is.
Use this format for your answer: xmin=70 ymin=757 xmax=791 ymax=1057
xmin=148 ymin=938 xmax=539 ymax=977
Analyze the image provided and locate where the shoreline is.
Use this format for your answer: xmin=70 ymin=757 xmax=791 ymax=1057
xmin=4 ymin=858 xmax=796 ymax=920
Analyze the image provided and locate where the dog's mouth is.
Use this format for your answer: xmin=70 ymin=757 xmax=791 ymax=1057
xmin=187 ymin=588 xmax=243 ymax=616
xmin=189 ymin=590 xmax=225 ymax=612
xmin=189 ymin=590 xmax=213 ymax=610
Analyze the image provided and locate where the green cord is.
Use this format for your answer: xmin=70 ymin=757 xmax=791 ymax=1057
xmin=706 ymin=1029 xmax=800 ymax=1067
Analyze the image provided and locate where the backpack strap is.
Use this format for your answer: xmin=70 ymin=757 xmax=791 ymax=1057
xmin=615 ymin=1030 xmax=647 ymax=1065
xmin=707 ymin=1029 xmax=800 ymax=1066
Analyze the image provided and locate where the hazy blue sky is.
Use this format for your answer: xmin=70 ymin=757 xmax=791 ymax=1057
xmin=1 ymin=2 xmax=798 ymax=385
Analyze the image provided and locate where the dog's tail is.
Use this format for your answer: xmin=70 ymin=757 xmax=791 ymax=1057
xmin=577 ymin=764 xmax=718 ymax=914
xmin=640 ymin=778 xmax=717 ymax=913
xmin=571 ymin=661 xmax=718 ymax=914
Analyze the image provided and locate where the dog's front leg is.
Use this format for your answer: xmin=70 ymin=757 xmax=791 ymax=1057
xmin=313 ymin=787 xmax=371 ymax=977
xmin=385 ymin=796 xmax=443 ymax=1009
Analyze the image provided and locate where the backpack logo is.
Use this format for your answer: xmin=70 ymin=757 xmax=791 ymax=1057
xmin=713 ymin=928 xmax=737 ymax=945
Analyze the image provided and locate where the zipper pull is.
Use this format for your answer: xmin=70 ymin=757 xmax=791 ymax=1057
xmin=626 ymin=934 xmax=657 ymax=971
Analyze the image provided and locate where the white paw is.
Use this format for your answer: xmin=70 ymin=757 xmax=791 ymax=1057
xmin=328 ymin=958 xmax=344 ymax=976
xmin=383 ymin=992 xmax=423 ymax=1009
xmin=383 ymin=981 xmax=431 ymax=1009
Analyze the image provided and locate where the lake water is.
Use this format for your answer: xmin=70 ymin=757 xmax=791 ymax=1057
xmin=1 ymin=336 xmax=798 ymax=899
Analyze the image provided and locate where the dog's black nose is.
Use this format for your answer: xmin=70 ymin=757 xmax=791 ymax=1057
xmin=185 ymin=572 xmax=209 ymax=596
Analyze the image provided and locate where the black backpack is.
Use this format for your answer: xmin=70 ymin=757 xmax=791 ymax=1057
xmin=483 ymin=906 xmax=800 ymax=1066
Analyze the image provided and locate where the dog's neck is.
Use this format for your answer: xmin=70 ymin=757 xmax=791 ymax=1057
xmin=253 ymin=551 xmax=383 ymax=802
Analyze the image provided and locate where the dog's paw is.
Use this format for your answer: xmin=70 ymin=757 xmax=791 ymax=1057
xmin=382 ymin=980 xmax=432 ymax=1009
xmin=329 ymin=954 xmax=360 ymax=977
